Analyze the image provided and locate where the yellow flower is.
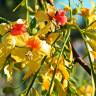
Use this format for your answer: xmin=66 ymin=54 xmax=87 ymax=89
xmin=42 ymin=78 xmax=50 ymax=90
xmin=86 ymin=85 xmax=93 ymax=95
xmin=58 ymin=64 xmax=69 ymax=80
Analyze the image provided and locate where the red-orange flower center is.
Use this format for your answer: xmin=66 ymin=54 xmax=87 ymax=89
xmin=54 ymin=10 xmax=67 ymax=26
xmin=11 ymin=24 xmax=26 ymax=36
xmin=26 ymin=37 xmax=41 ymax=50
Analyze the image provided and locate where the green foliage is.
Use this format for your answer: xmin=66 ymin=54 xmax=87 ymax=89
xmin=28 ymin=17 xmax=37 ymax=35
xmin=0 ymin=17 xmax=10 ymax=24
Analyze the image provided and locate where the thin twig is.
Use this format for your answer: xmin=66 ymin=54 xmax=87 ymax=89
xmin=26 ymin=0 xmax=29 ymax=26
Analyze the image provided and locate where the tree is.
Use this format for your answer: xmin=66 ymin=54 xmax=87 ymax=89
xmin=0 ymin=0 xmax=96 ymax=96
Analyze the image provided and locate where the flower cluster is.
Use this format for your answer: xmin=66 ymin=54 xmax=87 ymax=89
xmin=54 ymin=10 xmax=67 ymax=25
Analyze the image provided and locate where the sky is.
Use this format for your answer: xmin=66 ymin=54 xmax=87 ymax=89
xmin=55 ymin=0 xmax=96 ymax=9
xmin=54 ymin=0 xmax=96 ymax=24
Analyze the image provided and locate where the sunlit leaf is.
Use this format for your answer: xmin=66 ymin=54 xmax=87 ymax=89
xmin=91 ymin=51 xmax=96 ymax=59
xmin=0 ymin=44 xmax=11 ymax=70
xmin=85 ymin=32 xmax=96 ymax=41
xmin=47 ymin=33 xmax=59 ymax=44
xmin=15 ymin=33 xmax=29 ymax=47
xmin=23 ymin=60 xmax=41 ymax=80
xmin=0 ymin=54 xmax=7 ymax=70
xmin=2 ymin=33 xmax=16 ymax=49
xmin=35 ymin=11 xmax=49 ymax=22
xmin=23 ymin=69 xmax=33 ymax=80
xmin=38 ymin=21 xmax=51 ymax=36
xmin=87 ymin=15 xmax=96 ymax=25
xmin=11 ymin=47 xmax=29 ymax=62
xmin=40 ymin=63 xmax=50 ymax=74
xmin=0 ymin=24 xmax=10 ymax=35
xmin=31 ymin=88 xmax=39 ymax=96
xmin=23 ymin=51 xmax=43 ymax=80
xmin=87 ymin=39 xmax=96 ymax=51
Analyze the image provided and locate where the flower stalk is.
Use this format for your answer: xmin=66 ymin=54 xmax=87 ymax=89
xmin=46 ymin=30 xmax=71 ymax=96
xmin=26 ymin=0 xmax=29 ymax=26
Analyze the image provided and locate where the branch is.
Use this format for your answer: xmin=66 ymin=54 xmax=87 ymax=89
xmin=25 ymin=56 xmax=47 ymax=96
xmin=72 ymin=44 xmax=91 ymax=75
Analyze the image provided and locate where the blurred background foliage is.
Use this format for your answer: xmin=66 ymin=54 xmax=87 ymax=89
xmin=0 ymin=0 xmax=96 ymax=96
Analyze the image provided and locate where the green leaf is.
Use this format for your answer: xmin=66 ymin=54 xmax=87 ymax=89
xmin=0 ymin=35 xmax=2 ymax=42
xmin=3 ymin=86 xmax=14 ymax=94
xmin=69 ymin=87 xmax=77 ymax=95
xmin=0 ymin=17 xmax=10 ymax=24
xmin=41 ymin=90 xmax=47 ymax=95
xmin=28 ymin=17 xmax=37 ymax=35
xmin=54 ymin=79 xmax=65 ymax=96
xmin=30 ymin=17 xmax=36 ymax=28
